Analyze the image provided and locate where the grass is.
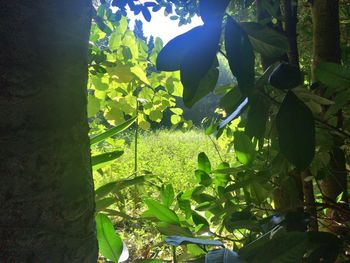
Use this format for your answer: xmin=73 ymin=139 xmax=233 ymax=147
xmin=94 ymin=128 xmax=235 ymax=190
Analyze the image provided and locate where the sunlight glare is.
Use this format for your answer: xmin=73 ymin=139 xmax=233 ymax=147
xmin=128 ymin=9 xmax=203 ymax=44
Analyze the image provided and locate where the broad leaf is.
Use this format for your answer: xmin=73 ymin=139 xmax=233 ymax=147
xmin=90 ymin=116 xmax=137 ymax=145
xmin=182 ymin=58 xmax=219 ymax=107
xmin=240 ymin=22 xmax=289 ymax=58
xmin=225 ymin=17 xmax=255 ymax=95
xmin=268 ymin=63 xmax=302 ymax=90
xmin=245 ymin=94 xmax=269 ymax=140
xmin=160 ymin=184 xmax=175 ymax=207
xmin=205 ymin=249 xmax=242 ymax=263
xmin=91 ymin=151 xmax=124 ymax=170
xmin=165 ymin=236 xmax=223 ymax=247
xmin=234 ymin=131 xmax=255 ymax=165
xmin=96 ymin=213 xmax=123 ymax=263
xmin=276 ymin=91 xmax=315 ymax=170
xmin=144 ymin=199 xmax=180 ymax=225
xmin=315 ymin=62 xmax=350 ymax=90
xmin=156 ymin=26 xmax=204 ymax=71
xmin=156 ymin=222 xmax=193 ymax=237
xmin=96 ymin=197 xmax=115 ymax=212
xmin=199 ymin=0 xmax=230 ymax=24
xmin=198 ymin=152 xmax=211 ymax=173
xmin=239 ymin=230 xmax=308 ymax=263
xmin=95 ymin=176 xmax=146 ymax=199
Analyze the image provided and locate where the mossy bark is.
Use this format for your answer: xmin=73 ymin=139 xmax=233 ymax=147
xmin=0 ymin=1 xmax=97 ymax=262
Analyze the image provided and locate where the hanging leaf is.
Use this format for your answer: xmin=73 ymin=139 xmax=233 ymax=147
xmin=234 ymin=131 xmax=255 ymax=165
xmin=199 ymin=0 xmax=230 ymax=24
xmin=315 ymin=62 xmax=350 ymax=91
xmin=91 ymin=151 xmax=124 ymax=170
xmin=198 ymin=152 xmax=211 ymax=173
xmin=182 ymin=57 xmax=220 ymax=107
xmin=240 ymin=22 xmax=289 ymax=58
xmin=165 ymin=236 xmax=223 ymax=247
xmin=96 ymin=213 xmax=123 ymax=263
xmin=156 ymin=223 xmax=193 ymax=237
xmin=268 ymin=63 xmax=302 ymax=90
xmin=156 ymin=26 xmax=204 ymax=71
xmin=276 ymin=91 xmax=315 ymax=170
xmin=205 ymin=249 xmax=242 ymax=263
xmin=95 ymin=197 xmax=115 ymax=212
xmin=90 ymin=116 xmax=137 ymax=145
xmin=245 ymin=94 xmax=269 ymax=140
xmin=225 ymin=17 xmax=255 ymax=95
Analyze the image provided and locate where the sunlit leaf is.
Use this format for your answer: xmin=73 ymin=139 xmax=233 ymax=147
xmin=96 ymin=213 xmax=123 ymax=262
xmin=90 ymin=116 xmax=137 ymax=145
xmin=144 ymin=199 xmax=180 ymax=225
xmin=91 ymin=151 xmax=124 ymax=170
xmin=233 ymin=131 xmax=255 ymax=165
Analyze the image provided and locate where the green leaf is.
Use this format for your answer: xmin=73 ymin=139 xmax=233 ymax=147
xmin=171 ymin=114 xmax=182 ymax=125
xmin=156 ymin=222 xmax=193 ymax=237
xmin=239 ymin=231 xmax=307 ymax=263
xmin=91 ymin=151 xmax=124 ymax=170
xmin=95 ymin=197 xmax=115 ymax=212
xmin=195 ymin=170 xmax=212 ymax=187
xmin=234 ymin=131 xmax=255 ymax=165
xmin=90 ymin=116 xmax=137 ymax=145
xmin=96 ymin=213 xmax=123 ymax=262
xmin=160 ymin=184 xmax=175 ymax=207
xmin=198 ymin=152 xmax=211 ymax=173
xmin=165 ymin=236 xmax=223 ymax=247
xmin=95 ymin=176 xmax=146 ymax=199
xmin=245 ymin=95 xmax=269 ymax=140
xmin=205 ymin=249 xmax=242 ymax=263
xmin=109 ymin=32 xmax=122 ymax=51
xmin=88 ymin=95 xmax=100 ymax=117
xmin=276 ymin=91 xmax=315 ymax=170
xmin=315 ymin=62 xmax=350 ymax=90
xmin=240 ymin=22 xmax=289 ymax=58
xmin=225 ymin=17 xmax=255 ymax=95
xmin=144 ymin=199 xmax=180 ymax=225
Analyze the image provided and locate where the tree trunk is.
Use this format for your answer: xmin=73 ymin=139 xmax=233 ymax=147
xmin=311 ymin=0 xmax=348 ymax=234
xmin=0 ymin=1 xmax=98 ymax=262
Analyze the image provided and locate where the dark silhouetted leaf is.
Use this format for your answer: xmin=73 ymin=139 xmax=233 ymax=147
xmin=199 ymin=0 xmax=230 ymax=24
xmin=157 ymin=223 xmax=193 ymax=237
xmin=240 ymin=22 xmax=289 ymax=58
xmin=245 ymin=95 xmax=269 ymax=140
xmin=269 ymin=63 xmax=302 ymax=90
xmin=276 ymin=91 xmax=315 ymax=170
xmin=239 ymin=230 xmax=308 ymax=263
xmin=156 ymin=26 xmax=204 ymax=71
xmin=225 ymin=17 xmax=255 ymax=95
xmin=315 ymin=62 xmax=350 ymax=90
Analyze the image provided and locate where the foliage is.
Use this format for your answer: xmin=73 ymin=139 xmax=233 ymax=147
xmin=88 ymin=0 xmax=350 ymax=262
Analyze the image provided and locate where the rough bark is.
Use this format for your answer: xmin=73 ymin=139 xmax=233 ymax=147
xmin=311 ymin=0 xmax=348 ymax=234
xmin=0 ymin=1 xmax=98 ymax=262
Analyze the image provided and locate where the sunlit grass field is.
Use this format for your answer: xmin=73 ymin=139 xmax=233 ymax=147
xmin=94 ymin=128 xmax=235 ymax=190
